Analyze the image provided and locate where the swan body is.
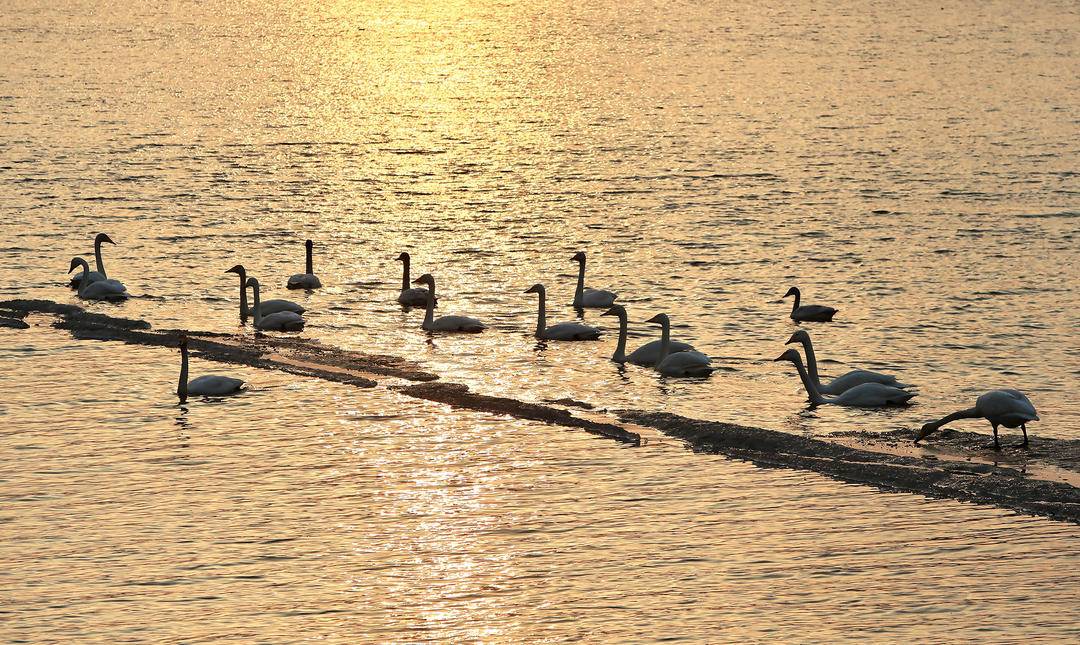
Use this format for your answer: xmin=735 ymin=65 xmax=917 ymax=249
xmin=248 ymin=277 xmax=305 ymax=331
xmin=68 ymin=257 xmax=128 ymax=300
xmin=178 ymin=337 xmax=244 ymax=403
xmin=785 ymin=330 xmax=908 ymax=394
xmin=775 ymin=348 xmax=915 ymax=407
xmin=601 ymin=305 xmax=693 ymax=364
xmin=413 ymin=273 xmax=485 ymax=332
xmin=571 ymin=251 xmax=617 ymax=308
xmin=396 ymin=252 xmax=436 ymax=307
xmin=69 ymin=233 xmax=115 ymax=288
xmin=783 ymin=287 xmax=837 ymax=322
xmin=286 ymin=239 xmax=322 ymax=290
xmin=526 ymin=283 xmax=600 ymax=340
xmin=226 ymin=265 xmax=305 ymax=319
xmin=645 ymin=313 xmax=713 ymax=376
xmin=916 ymin=389 xmax=1038 ymax=450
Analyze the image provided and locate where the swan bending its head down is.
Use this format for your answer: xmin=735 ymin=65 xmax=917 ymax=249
xmin=644 ymin=313 xmax=713 ymax=377
xmin=70 ymin=233 xmax=116 ymax=288
xmin=783 ymin=287 xmax=837 ymax=323
xmin=601 ymin=305 xmax=693 ymax=364
xmin=915 ymin=389 xmax=1038 ymax=450
xmin=68 ymin=257 xmax=127 ymax=300
xmin=226 ymin=265 xmax=305 ymax=320
xmin=413 ymin=273 xmax=485 ymax=332
xmin=571 ymin=252 xmax=617 ymax=309
xmin=785 ymin=329 xmax=908 ymax=394
xmin=774 ymin=348 xmax=914 ymax=407
xmin=247 ymin=277 xmax=305 ymax=331
xmin=396 ymin=253 xmax=436 ymax=307
xmin=178 ymin=336 xmax=244 ymax=403
xmin=525 ymin=283 xmax=600 ymax=340
xmin=286 ymin=239 xmax=323 ymax=290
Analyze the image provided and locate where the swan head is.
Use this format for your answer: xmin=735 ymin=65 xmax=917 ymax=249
xmin=644 ymin=313 xmax=670 ymax=326
xmin=412 ymin=273 xmax=435 ymax=286
xmin=773 ymin=348 xmax=801 ymax=364
xmin=396 ymin=252 xmax=410 ymax=263
xmin=245 ymin=277 xmax=260 ymax=289
xmin=68 ymin=257 xmax=88 ymax=274
xmin=571 ymin=251 xmax=586 ymax=264
xmin=225 ymin=264 xmax=246 ymax=277
xmin=178 ymin=334 xmax=189 ymax=349
xmin=785 ymin=330 xmax=810 ymax=345
xmin=524 ymin=283 xmax=545 ymax=295
xmin=95 ymin=233 xmax=116 ymax=246
xmin=783 ymin=287 xmax=800 ymax=299
xmin=601 ymin=305 xmax=626 ymax=319
xmin=914 ymin=423 xmax=937 ymax=443
xmin=305 ymin=239 xmax=314 ymax=249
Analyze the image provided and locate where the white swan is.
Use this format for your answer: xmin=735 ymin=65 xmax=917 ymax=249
xmin=785 ymin=330 xmax=909 ymax=394
xmin=396 ymin=252 xmax=435 ymax=307
xmin=571 ymin=251 xmax=617 ymax=308
xmin=247 ymin=277 xmax=305 ymax=331
xmin=286 ymin=239 xmax=323 ymax=290
xmin=68 ymin=257 xmax=128 ymax=300
xmin=774 ymin=348 xmax=915 ymax=407
xmin=601 ymin=304 xmax=694 ymax=365
xmin=225 ymin=265 xmax=305 ymax=319
xmin=177 ymin=336 xmax=244 ymax=403
xmin=783 ymin=287 xmax=837 ymax=322
xmin=413 ymin=273 xmax=485 ymax=332
xmin=526 ymin=283 xmax=600 ymax=340
xmin=915 ymin=390 xmax=1038 ymax=450
xmin=644 ymin=313 xmax=713 ymax=377
xmin=69 ymin=233 xmax=116 ymax=288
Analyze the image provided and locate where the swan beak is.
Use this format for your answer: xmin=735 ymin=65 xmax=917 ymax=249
xmin=784 ymin=334 xmax=798 ymax=345
xmin=600 ymin=307 xmax=616 ymax=317
xmin=225 ymin=265 xmax=243 ymax=275
xmin=101 ymin=234 xmax=116 ymax=245
xmin=67 ymin=259 xmax=79 ymax=273
xmin=772 ymin=353 xmax=788 ymax=362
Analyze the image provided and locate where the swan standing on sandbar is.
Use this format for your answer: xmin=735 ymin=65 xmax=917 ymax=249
xmin=396 ymin=252 xmax=435 ymax=307
xmin=915 ymin=390 xmax=1038 ymax=450
xmin=413 ymin=273 xmax=485 ymax=332
xmin=601 ymin=304 xmax=694 ymax=365
xmin=571 ymin=252 xmax=617 ymax=308
xmin=177 ymin=336 xmax=244 ymax=403
xmin=774 ymin=348 xmax=915 ymax=407
xmin=526 ymin=283 xmax=600 ymax=340
xmin=644 ymin=313 xmax=713 ymax=377
xmin=225 ymin=265 xmax=305 ymax=320
xmin=247 ymin=277 xmax=305 ymax=331
xmin=69 ymin=233 xmax=116 ymax=288
xmin=783 ymin=287 xmax=837 ymax=322
xmin=287 ymin=239 xmax=322 ymax=290
xmin=785 ymin=330 xmax=908 ymax=394
xmin=68 ymin=257 xmax=128 ymax=300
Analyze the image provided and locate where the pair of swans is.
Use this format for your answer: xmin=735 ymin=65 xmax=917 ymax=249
xmin=916 ymin=390 xmax=1038 ymax=450
xmin=783 ymin=287 xmax=837 ymax=322
xmin=785 ymin=330 xmax=909 ymax=394
xmin=396 ymin=252 xmax=435 ymax=307
xmin=601 ymin=304 xmax=696 ymax=364
xmin=775 ymin=346 xmax=916 ymax=407
xmin=226 ymin=265 xmax=305 ymax=318
xmin=69 ymin=233 xmax=117 ymax=288
xmin=68 ymin=257 xmax=127 ymax=300
xmin=247 ymin=276 xmax=305 ymax=331
xmin=286 ymin=239 xmax=322 ymax=290
xmin=177 ymin=335 xmax=244 ymax=402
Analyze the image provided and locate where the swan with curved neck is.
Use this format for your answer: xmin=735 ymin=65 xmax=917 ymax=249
xmin=247 ymin=277 xmax=305 ymax=331
xmin=287 ymin=239 xmax=322 ymax=290
xmin=396 ymin=253 xmax=436 ymax=307
xmin=226 ymin=265 xmax=305 ymax=320
xmin=571 ymin=251 xmax=617 ymax=308
xmin=785 ymin=330 xmax=908 ymax=394
xmin=67 ymin=257 xmax=127 ymax=300
xmin=526 ymin=283 xmax=600 ymax=340
xmin=178 ymin=335 xmax=244 ymax=403
xmin=644 ymin=313 xmax=713 ymax=376
xmin=783 ymin=287 xmax=837 ymax=322
xmin=412 ymin=273 xmax=485 ymax=332
xmin=70 ymin=233 xmax=116 ymax=288
xmin=916 ymin=390 xmax=1038 ymax=450
xmin=774 ymin=348 xmax=915 ymax=407
xmin=601 ymin=305 xmax=693 ymax=365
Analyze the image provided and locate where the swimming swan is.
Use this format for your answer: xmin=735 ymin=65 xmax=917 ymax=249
xmin=413 ymin=273 xmax=485 ymax=332
xmin=644 ymin=313 xmax=713 ymax=377
xmin=571 ymin=251 xmax=618 ymax=308
xmin=774 ymin=348 xmax=915 ymax=407
xmin=396 ymin=252 xmax=436 ymax=307
xmin=286 ymin=239 xmax=322 ymax=290
xmin=783 ymin=287 xmax=837 ymax=322
xmin=225 ymin=265 xmax=305 ymax=319
xmin=69 ymin=233 xmax=116 ymax=288
xmin=785 ymin=329 xmax=908 ymax=394
xmin=68 ymin=257 xmax=128 ymax=300
xmin=247 ymin=277 xmax=305 ymax=331
xmin=177 ymin=336 xmax=244 ymax=403
xmin=915 ymin=389 xmax=1038 ymax=450
xmin=601 ymin=304 xmax=693 ymax=365
xmin=526 ymin=283 xmax=600 ymax=340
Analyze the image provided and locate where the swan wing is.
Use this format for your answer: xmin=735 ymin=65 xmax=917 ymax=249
xmin=820 ymin=369 xmax=904 ymax=394
xmin=656 ymin=351 xmax=713 ymax=377
xmin=71 ymin=270 xmax=107 ymax=287
xmin=258 ymin=299 xmax=305 ymax=315
xmin=978 ymin=390 xmax=1038 ymax=425
xmin=81 ymin=281 xmax=128 ymax=300
xmin=433 ymin=315 xmax=486 ymax=332
xmin=398 ymin=288 xmax=433 ymax=306
xmin=287 ymin=273 xmax=322 ymax=289
xmin=188 ymin=375 xmax=245 ymax=396
xmin=581 ymin=289 xmax=618 ymax=308
xmin=835 ymin=383 xmax=916 ymax=407
xmin=543 ymin=322 xmax=601 ymax=340
xmin=792 ymin=305 xmax=838 ymax=321
xmin=627 ymin=340 xmax=695 ymax=366
xmin=258 ymin=311 xmax=305 ymax=331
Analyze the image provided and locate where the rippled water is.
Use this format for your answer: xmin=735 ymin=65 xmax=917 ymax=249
xmin=2 ymin=0 xmax=1079 ymax=641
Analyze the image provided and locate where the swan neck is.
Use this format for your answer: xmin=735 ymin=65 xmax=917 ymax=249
xmin=801 ymin=337 xmax=820 ymax=383
xmin=929 ymin=408 xmax=981 ymax=432
xmin=400 ymin=258 xmax=410 ymax=291
xmin=94 ymin=238 xmax=106 ymax=277
xmin=423 ymin=281 xmax=435 ymax=329
xmin=791 ymin=354 xmax=828 ymax=404
xmin=535 ymin=291 xmax=546 ymax=337
xmin=75 ymin=261 xmax=90 ymax=297
xmin=237 ymin=272 xmax=248 ymax=320
xmin=305 ymin=244 xmax=313 ymax=275
xmin=178 ymin=346 xmax=189 ymax=403
xmin=791 ymin=290 xmax=801 ymax=313
xmin=656 ymin=322 xmax=671 ymax=363
xmin=613 ymin=313 xmax=627 ymax=362
xmin=251 ymin=283 xmax=262 ymax=326
xmin=573 ymin=262 xmax=585 ymax=307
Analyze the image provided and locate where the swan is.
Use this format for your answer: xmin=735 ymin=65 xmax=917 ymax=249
xmin=177 ymin=336 xmax=244 ymax=403
xmin=601 ymin=304 xmax=694 ymax=365
xmin=412 ymin=273 xmax=485 ymax=332
xmin=774 ymin=348 xmax=915 ymax=407
xmin=644 ymin=313 xmax=713 ymax=377
xmin=525 ymin=283 xmax=600 ymax=340
xmin=286 ymin=239 xmax=323 ymax=290
xmin=247 ymin=277 xmax=305 ymax=331
xmin=225 ymin=265 xmax=305 ymax=319
xmin=571 ymin=251 xmax=618 ymax=308
xmin=785 ymin=329 xmax=909 ymax=394
xmin=783 ymin=287 xmax=837 ymax=322
xmin=915 ymin=390 xmax=1038 ymax=450
xmin=69 ymin=233 xmax=116 ymax=288
xmin=395 ymin=252 xmax=436 ymax=307
xmin=68 ymin=257 xmax=128 ymax=300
